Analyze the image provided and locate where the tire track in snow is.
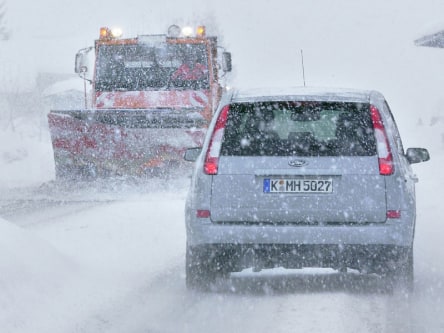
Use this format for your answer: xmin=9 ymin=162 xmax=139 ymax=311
xmin=81 ymin=267 xmax=413 ymax=333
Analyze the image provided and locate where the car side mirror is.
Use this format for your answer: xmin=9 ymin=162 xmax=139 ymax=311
xmin=405 ymin=147 xmax=430 ymax=164
xmin=184 ymin=147 xmax=202 ymax=162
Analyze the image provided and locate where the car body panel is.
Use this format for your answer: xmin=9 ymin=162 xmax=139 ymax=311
xmin=211 ymin=156 xmax=387 ymax=224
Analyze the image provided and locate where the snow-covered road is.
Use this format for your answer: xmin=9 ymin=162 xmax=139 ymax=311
xmin=2 ymin=174 xmax=443 ymax=333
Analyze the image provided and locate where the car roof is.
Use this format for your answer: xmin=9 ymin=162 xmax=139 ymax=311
xmin=229 ymin=87 xmax=382 ymax=104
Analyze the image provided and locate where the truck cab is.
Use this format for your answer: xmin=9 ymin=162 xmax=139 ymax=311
xmin=48 ymin=24 xmax=232 ymax=179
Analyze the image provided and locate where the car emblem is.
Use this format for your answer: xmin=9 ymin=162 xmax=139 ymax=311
xmin=288 ymin=160 xmax=307 ymax=167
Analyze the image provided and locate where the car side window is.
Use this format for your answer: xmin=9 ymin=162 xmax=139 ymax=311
xmin=383 ymin=101 xmax=405 ymax=155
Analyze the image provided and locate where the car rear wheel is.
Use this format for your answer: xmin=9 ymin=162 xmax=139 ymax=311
xmin=386 ymin=247 xmax=414 ymax=293
xmin=186 ymin=245 xmax=215 ymax=290
xmin=398 ymin=247 xmax=414 ymax=292
xmin=185 ymin=245 xmax=230 ymax=291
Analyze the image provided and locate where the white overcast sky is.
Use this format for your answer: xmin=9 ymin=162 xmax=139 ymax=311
xmin=6 ymin=0 xmax=444 ymax=76
xmin=3 ymin=0 xmax=444 ymax=136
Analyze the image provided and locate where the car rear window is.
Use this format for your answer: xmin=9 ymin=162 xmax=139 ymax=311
xmin=220 ymin=101 xmax=377 ymax=157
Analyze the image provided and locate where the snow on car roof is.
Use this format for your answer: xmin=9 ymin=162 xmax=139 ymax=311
xmin=230 ymin=86 xmax=378 ymax=103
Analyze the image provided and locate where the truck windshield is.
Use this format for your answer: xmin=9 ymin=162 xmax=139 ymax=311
xmin=95 ymin=43 xmax=209 ymax=91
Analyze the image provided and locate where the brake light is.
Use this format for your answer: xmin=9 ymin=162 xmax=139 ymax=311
xmin=204 ymin=105 xmax=230 ymax=175
xmin=370 ymin=105 xmax=394 ymax=175
xmin=387 ymin=210 xmax=401 ymax=219
xmin=197 ymin=209 xmax=211 ymax=218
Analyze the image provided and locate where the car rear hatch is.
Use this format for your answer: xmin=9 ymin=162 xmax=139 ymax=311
xmin=207 ymin=100 xmax=389 ymax=224
xmin=210 ymin=156 xmax=386 ymax=224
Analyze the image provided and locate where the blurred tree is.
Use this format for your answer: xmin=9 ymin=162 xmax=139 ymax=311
xmin=0 ymin=1 xmax=10 ymax=40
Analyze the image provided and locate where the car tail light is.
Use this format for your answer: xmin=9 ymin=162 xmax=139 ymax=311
xmin=204 ymin=105 xmax=230 ymax=175
xmin=370 ymin=105 xmax=394 ymax=175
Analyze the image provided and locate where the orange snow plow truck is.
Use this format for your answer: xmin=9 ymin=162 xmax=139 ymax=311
xmin=48 ymin=24 xmax=232 ymax=179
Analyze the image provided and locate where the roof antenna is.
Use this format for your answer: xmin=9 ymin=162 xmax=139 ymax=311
xmin=300 ymin=49 xmax=306 ymax=87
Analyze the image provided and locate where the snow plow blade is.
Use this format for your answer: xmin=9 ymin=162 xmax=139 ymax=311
xmin=47 ymin=109 xmax=206 ymax=179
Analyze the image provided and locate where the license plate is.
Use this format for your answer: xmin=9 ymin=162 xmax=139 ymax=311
xmin=263 ymin=178 xmax=333 ymax=193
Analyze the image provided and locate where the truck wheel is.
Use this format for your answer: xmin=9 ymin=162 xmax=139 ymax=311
xmin=55 ymin=162 xmax=98 ymax=181
xmin=54 ymin=163 xmax=78 ymax=181
xmin=79 ymin=163 xmax=98 ymax=180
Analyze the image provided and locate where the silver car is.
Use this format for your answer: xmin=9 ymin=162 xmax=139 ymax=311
xmin=184 ymin=87 xmax=430 ymax=291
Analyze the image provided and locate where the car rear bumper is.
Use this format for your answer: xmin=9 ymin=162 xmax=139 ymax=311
xmin=186 ymin=218 xmax=414 ymax=248
xmin=187 ymin=243 xmax=411 ymax=273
